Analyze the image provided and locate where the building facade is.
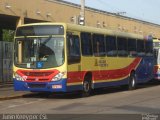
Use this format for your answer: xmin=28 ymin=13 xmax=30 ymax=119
xmin=0 ymin=0 xmax=160 ymax=38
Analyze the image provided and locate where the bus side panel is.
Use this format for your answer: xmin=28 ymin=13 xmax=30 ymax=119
xmin=74 ymin=57 xmax=143 ymax=89
xmin=136 ymin=57 xmax=154 ymax=83
xmin=66 ymin=57 xmax=154 ymax=92
xmin=66 ymin=64 xmax=83 ymax=92
xmin=92 ymin=57 xmax=141 ymax=88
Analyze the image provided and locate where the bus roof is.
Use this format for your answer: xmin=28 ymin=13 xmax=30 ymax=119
xmin=66 ymin=23 xmax=144 ymax=40
xmin=17 ymin=22 xmax=144 ymax=40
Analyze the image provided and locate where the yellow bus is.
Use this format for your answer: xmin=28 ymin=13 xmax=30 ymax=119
xmin=153 ymin=38 xmax=160 ymax=80
xmin=13 ymin=23 xmax=154 ymax=96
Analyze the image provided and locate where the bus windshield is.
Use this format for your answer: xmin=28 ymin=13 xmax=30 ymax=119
xmin=14 ymin=37 xmax=64 ymax=69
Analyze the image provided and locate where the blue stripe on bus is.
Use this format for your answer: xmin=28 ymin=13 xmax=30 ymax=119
xmin=93 ymin=78 xmax=129 ymax=89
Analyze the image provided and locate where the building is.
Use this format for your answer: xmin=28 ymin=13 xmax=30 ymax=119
xmin=0 ymin=0 xmax=160 ymax=39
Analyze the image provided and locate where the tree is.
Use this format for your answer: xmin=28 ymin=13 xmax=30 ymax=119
xmin=3 ymin=29 xmax=14 ymax=42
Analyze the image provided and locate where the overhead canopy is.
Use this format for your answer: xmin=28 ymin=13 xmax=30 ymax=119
xmin=0 ymin=14 xmax=18 ymax=30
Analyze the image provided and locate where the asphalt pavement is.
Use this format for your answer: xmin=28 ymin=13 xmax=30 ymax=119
xmin=0 ymin=80 xmax=159 ymax=101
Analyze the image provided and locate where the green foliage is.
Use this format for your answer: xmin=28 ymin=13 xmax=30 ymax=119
xmin=3 ymin=29 xmax=14 ymax=42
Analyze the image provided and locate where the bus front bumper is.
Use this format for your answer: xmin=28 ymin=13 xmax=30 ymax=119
xmin=14 ymin=78 xmax=67 ymax=92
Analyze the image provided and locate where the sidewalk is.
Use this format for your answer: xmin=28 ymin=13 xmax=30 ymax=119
xmin=0 ymin=85 xmax=31 ymax=100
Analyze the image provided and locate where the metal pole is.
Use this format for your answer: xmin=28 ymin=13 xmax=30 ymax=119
xmin=80 ymin=0 xmax=85 ymax=18
xmin=79 ymin=0 xmax=85 ymax=25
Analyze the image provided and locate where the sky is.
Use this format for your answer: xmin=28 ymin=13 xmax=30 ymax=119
xmin=63 ymin=0 xmax=160 ymax=25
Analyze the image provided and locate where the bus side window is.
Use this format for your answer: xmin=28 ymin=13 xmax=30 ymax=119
xmin=145 ymin=40 xmax=153 ymax=56
xmin=67 ymin=34 xmax=81 ymax=64
xmin=105 ymin=36 xmax=117 ymax=57
xmin=128 ymin=38 xmax=137 ymax=57
xmin=81 ymin=32 xmax=93 ymax=56
xmin=153 ymin=49 xmax=158 ymax=64
xmin=93 ymin=34 xmax=105 ymax=56
xmin=117 ymin=37 xmax=128 ymax=57
xmin=137 ymin=40 xmax=145 ymax=56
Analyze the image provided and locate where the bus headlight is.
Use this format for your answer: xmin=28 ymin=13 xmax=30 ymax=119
xmin=51 ymin=72 xmax=65 ymax=81
xmin=15 ymin=73 xmax=24 ymax=81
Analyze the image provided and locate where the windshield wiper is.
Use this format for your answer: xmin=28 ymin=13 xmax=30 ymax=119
xmin=41 ymin=35 xmax=52 ymax=45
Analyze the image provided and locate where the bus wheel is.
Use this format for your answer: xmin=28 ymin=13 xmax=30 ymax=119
xmin=81 ymin=76 xmax=92 ymax=97
xmin=128 ymin=73 xmax=136 ymax=90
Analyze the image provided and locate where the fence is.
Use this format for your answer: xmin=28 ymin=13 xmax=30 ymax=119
xmin=0 ymin=41 xmax=13 ymax=85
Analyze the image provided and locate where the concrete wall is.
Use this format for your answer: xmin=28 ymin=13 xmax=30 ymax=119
xmin=0 ymin=0 xmax=160 ymax=37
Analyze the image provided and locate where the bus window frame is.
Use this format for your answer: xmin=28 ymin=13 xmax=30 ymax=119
xmin=67 ymin=33 xmax=81 ymax=64
xmin=128 ymin=38 xmax=137 ymax=57
xmin=105 ymin=35 xmax=117 ymax=57
xmin=117 ymin=37 xmax=128 ymax=57
xmin=80 ymin=32 xmax=93 ymax=56
xmin=92 ymin=34 xmax=106 ymax=57
xmin=137 ymin=39 xmax=145 ymax=56
xmin=145 ymin=40 xmax=153 ymax=56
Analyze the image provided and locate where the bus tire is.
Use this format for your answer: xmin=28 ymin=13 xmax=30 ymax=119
xmin=81 ymin=76 xmax=92 ymax=97
xmin=128 ymin=73 xmax=136 ymax=90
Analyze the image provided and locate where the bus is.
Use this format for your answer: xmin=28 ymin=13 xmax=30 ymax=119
xmin=13 ymin=23 xmax=154 ymax=96
xmin=153 ymin=38 xmax=160 ymax=80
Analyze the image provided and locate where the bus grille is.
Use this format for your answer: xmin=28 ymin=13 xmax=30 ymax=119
xmin=22 ymin=72 xmax=53 ymax=77
xmin=26 ymin=78 xmax=49 ymax=81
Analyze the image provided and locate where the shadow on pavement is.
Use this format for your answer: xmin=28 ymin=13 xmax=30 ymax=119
xmin=22 ymin=80 xmax=160 ymax=99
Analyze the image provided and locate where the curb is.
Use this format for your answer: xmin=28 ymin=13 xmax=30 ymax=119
xmin=0 ymin=94 xmax=24 ymax=101
xmin=0 ymin=93 xmax=34 ymax=101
